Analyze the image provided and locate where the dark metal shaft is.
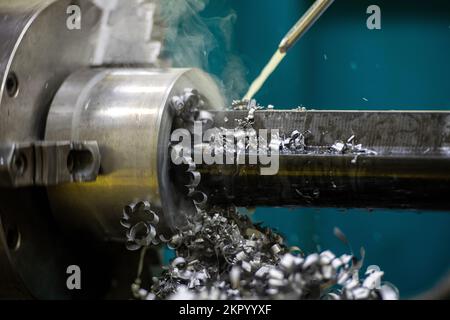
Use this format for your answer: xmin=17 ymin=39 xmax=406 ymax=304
xmin=198 ymin=110 xmax=450 ymax=211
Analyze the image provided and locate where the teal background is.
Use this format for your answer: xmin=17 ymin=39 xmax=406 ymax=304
xmin=163 ymin=0 xmax=450 ymax=298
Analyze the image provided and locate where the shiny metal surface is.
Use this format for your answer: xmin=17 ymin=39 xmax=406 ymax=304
xmin=0 ymin=0 xmax=101 ymax=298
xmin=45 ymin=68 xmax=224 ymax=240
xmin=202 ymin=110 xmax=450 ymax=210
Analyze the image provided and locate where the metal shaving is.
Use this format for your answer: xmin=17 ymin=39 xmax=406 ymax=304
xmin=233 ymin=99 xmax=263 ymax=129
xmin=120 ymin=201 xmax=160 ymax=251
xmin=280 ymin=130 xmax=311 ymax=153
xmin=329 ymin=134 xmax=378 ymax=156
xmin=139 ymin=206 xmax=398 ymax=300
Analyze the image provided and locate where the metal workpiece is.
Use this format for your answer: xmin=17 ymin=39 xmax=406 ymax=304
xmin=198 ymin=110 xmax=450 ymax=210
xmin=45 ymin=68 xmax=225 ymax=240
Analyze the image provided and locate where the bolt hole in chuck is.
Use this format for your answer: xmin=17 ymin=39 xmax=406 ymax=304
xmin=5 ymin=225 xmax=21 ymax=252
xmin=67 ymin=149 xmax=94 ymax=175
xmin=12 ymin=152 xmax=27 ymax=177
xmin=5 ymin=72 xmax=19 ymax=98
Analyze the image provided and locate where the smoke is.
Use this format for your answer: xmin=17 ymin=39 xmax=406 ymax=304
xmin=159 ymin=0 xmax=248 ymax=102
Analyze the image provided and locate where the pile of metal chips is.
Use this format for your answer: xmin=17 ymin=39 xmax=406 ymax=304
xmin=148 ymin=206 xmax=399 ymax=300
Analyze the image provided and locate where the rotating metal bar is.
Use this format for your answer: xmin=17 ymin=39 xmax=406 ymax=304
xmin=197 ymin=110 xmax=450 ymax=211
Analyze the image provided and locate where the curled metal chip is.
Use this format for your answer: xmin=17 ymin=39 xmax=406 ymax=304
xmin=121 ymin=201 xmax=159 ymax=251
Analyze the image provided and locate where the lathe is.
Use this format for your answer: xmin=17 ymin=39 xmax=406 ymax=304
xmin=0 ymin=0 xmax=449 ymax=299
